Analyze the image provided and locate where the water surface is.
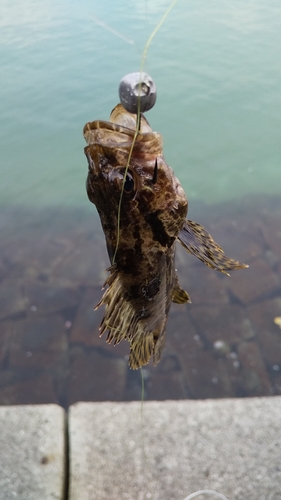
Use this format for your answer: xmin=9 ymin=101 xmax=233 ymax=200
xmin=1 ymin=0 xmax=281 ymax=206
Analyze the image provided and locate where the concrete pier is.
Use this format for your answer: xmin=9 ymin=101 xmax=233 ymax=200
xmin=1 ymin=397 xmax=281 ymax=499
xmin=0 ymin=404 xmax=66 ymax=500
xmin=68 ymin=398 xmax=281 ymax=500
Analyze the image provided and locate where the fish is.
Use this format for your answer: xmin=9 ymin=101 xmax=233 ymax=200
xmin=83 ymin=103 xmax=248 ymax=369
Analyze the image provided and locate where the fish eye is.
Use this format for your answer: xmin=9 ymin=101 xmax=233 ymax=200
xmin=123 ymin=172 xmax=134 ymax=193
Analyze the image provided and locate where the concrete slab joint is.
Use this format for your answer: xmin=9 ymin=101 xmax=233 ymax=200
xmin=1 ymin=397 xmax=281 ymax=500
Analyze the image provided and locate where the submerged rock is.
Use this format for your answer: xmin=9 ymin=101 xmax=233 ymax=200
xmin=0 ymin=195 xmax=280 ymax=406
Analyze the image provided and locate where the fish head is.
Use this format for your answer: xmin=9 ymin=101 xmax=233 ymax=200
xmin=84 ymin=104 xmax=188 ymax=264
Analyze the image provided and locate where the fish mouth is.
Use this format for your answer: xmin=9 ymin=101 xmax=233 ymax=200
xmin=83 ymin=104 xmax=163 ymax=161
xmin=83 ymin=103 xmax=151 ymax=146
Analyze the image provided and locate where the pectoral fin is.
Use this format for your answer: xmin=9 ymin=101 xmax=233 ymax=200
xmin=177 ymin=219 xmax=248 ymax=275
xmin=172 ymin=277 xmax=191 ymax=304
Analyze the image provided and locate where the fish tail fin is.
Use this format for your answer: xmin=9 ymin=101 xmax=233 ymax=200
xmin=129 ymin=334 xmax=155 ymax=370
xmin=152 ymin=330 xmax=166 ymax=366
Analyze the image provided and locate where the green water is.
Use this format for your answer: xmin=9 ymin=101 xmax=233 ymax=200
xmin=1 ymin=0 xmax=281 ymax=207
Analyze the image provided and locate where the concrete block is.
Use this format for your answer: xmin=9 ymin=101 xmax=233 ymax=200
xmin=0 ymin=404 xmax=66 ymax=500
xmin=69 ymin=398 xmax=281 ymax=500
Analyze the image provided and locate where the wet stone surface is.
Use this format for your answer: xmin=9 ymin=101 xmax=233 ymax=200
xmin=0 ymin=194 xmax=280 ymax=407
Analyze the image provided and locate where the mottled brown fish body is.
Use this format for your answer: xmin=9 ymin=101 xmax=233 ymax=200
xmin=84 ymin=104 xmax=188 ymax=368
xmin=84 ymin=104 xmax=248 ymax=369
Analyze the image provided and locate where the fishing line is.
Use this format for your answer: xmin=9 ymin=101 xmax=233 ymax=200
xmin=90 ymin=14 xmax=135 ymax=45
xmin=111 ymin=3 xmax=178 ymax=493
xmin=112 ymin=0 xmax=178 ymax=266
xmin=140 ymin=366 xmax=147 ymax=453
xmin=184 ymin=491 xmax=229 ymax=500
xmin=140 ymin=365 xmax=149 ymax=491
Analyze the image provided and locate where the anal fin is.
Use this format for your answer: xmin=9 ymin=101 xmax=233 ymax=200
xmin=172 ymin=277 xmax=191 ymax=304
